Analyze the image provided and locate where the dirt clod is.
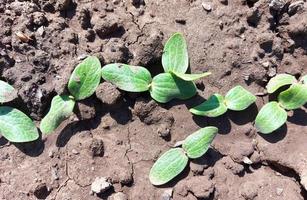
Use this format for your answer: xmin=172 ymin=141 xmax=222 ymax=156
xmin=89 ymin=139 xmax=104 ymax=157
xmin=96 ymin=82 xmax=122 ymax=106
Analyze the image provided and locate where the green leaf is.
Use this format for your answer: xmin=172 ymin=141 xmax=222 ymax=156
xmin=189 ymin=94 xmax=227 ymax=117
xmin=0 ymin=80 xmax=17 ymax=103
xmin=40 ymin=95 xmax=75 ymax=134
xmin=101 ymin=63 xmax=152 ymax=92
xmin=225 ymin=85 xmax=257 ymax=111
xmin=150 ymin=73 xmax=197 ymax=103
xmin=0 ymin=106 xmax=39 ymax=143
xmin=182 ymin=127 xmax=218 ymax=159
xmin=68 ymin=56 xmax=101 ymax=100
xmin=162 ymin=33 xmax=189 ymax=74
xmin=255 ymin=102 xmax=287 ymax=134
xmin=149 ymin=148 xmax=188 ymax=185
xmin=266 ymin=74 xmax=296 ymax=94
xmin=301 ymin=75 xmax=307 ymax=85
xmin=172 ymin=71 xmax=211 ymax=81
xmin=278 ymin=83 xmax=307 ymax=110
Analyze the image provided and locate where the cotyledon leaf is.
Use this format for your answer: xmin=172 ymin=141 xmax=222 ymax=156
xmin=255 ymin=101 xmax=287 ymax=134
xmin=150 ymin=73 xmax=197 ymax=103
xmin=278 ymin=83 xmax=307 ymax=110
xmin=0 ymin=80 xmax=17 ymax=103
xmin=0 ymin=106 xmax=39 ymax=143
xmin=182 ymin=126 xmax=218 ymax=159
xmin=162 ymin=33 xmax=189 ymax=74
xmin=68 ymin=56 xmax=101 ymax=100
xmin=225 ymin=85 xmax=257 ymax=111
xmin=40 ymin=95 xmax=75 ymax=134
xmin=172 ymin=71 xmax=211 ymax=81
xmin=266 ymin=74 xmax=296 ymax=94
xmin=149 ymin=148 xmax=188 ymax=185
xmin=189 ymin=94 xmax=227 ymax=117
xmin=101 ymin=63 xmax=152 ymax=92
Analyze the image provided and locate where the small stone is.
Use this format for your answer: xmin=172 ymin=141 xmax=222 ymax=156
xmin=37 ymin=26 xmax=45 ymax=36
xmin=72 ymin=149 xmax=79 ymax=155
xmin=90 ymin=139 xmax=104 ymax=157
xmin=173 ymin=140 xmax=184 ymax=147
xmin=161 ymin=188 xmax=173 ymax=200
xmin=48 ymin=150 xmax=54 ymax=158
xmin=157 ymin=123 xmax=171 ymax=138
xmin=288 ymin=1 xmax=304 ymax=15
xmin=91 ymin=177 xmax=111 ymax=194
xmin=242 ymin=156 xmax=253 ymax=165
xmin=268 ymin=67 xmax=277 ymax=77
xmin=261 ymin=61 xmax=270 ymax=69
xmin=276 ymin=187 xmax=283 ymax=195
xmin=202 ymin=3 xmax=212 ymax=11
xmin=269 ymin=0 xmax=285 ymax=11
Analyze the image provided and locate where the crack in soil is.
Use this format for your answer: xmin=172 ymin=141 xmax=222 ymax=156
xmin=124 ymin=125 xmax=135 ymax=181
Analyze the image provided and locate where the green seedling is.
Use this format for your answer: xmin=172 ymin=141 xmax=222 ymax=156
xmin=0 ymin=81 xmax=39 ymax=143
xmin=101 ymin=33 xmax=211 ymax=103
xmin=190 ymin=85 xmax=256 ymax=117
xmin=149 ymin=126 xmax=218 ymax=185
xmin=255 ymin=74 xmax=307 ymax=134
xmin=40 ymin=56 xmax=101 ymax=134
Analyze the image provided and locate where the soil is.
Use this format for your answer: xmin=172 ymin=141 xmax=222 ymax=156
xmin=0 ymin=0 xmax=307 ymax=199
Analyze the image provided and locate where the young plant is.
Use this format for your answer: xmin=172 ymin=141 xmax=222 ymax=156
xmin=40 ymin=56 xmax=101 ymax=134
xmin=190 ymin=85 xmax=256 ymax=117
xmin=0 ymin=81 xmax=39 ymax=143
xmin=101 ymin=33 xmax=211 ymax=103
xmin=255 ymin=74 xmax=307 ymax=134
xmin=149 ymin=126 xmax=218 ymax=185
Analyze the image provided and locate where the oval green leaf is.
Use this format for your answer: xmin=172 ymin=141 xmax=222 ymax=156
xmin=0 ymin=80 xmax=17 ymax=103
xmin=68 ymin=56 xmax=101 ymax=100
xmin=40 ymin=95 xmax=75 ymax=134
xmin=189 ymin=94 xmax=227 ymax=117
xmin=182 ymin=126 xmax=218 ymax=159
xmin=172 ymin=71 xmax=211 ymax=81
xmin=150 ymin=73 xmax=197 ymax=103
xmin=149 ymin=148 xmax=188 ymax=185
xmin=101 ymin=63 xmax=152 ymax=92
xmin=266 ymin=74 xmax=296 ymax=94
xmin=278 ymin=83 xmax=307 ymax=110
xmin=255 ymin=101 xmax=287 ymax=134
xmin=0 ymin=106 xmax=39 ymax=143
xmin=225 ymin=85 xmax=257 ymax=111
xmin=162 ymin=33 xmax=189 ymax=74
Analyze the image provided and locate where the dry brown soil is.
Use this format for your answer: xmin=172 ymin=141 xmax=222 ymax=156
xmin=0 ymin=0 xmax=307 ymax=199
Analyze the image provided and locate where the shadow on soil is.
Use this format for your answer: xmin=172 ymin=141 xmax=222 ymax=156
xmin=13 ymin=133 xmax=45 ymax=157
xmin=258 ymin=124 xmax=287 ymax=143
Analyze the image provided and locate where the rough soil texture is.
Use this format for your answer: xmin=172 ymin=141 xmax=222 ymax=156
xmin=0 ymin=0 xmax=307 ymax=199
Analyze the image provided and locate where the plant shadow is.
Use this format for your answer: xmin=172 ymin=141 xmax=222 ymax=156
xmin=228 ymin=103 xmax=259 ymax=125
xmin=258 ymin=124 xmax=287 ymax=143
xmin=13 ymin=133 xmax=45 ymax=157
xmin=288 ymin=108 xmax=307 ymax=126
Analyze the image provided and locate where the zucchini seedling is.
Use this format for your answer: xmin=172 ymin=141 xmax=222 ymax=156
xmin=0 ymin=80 xmax=39 ymax=143
xmin=190 ymin=85 xmax=257 ymax=117
xmin=255 ymin=74 xmax=307 ymax=134
xmin=149 ymin=126 xmax=218 ymax=185
xmin=40 ymin=56 xmax=101 ymax=134
xmin=101 ymin=33 xmax=211 ymax=103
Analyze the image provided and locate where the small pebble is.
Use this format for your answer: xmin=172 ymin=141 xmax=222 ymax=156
xmin=202 ymin=3 xmax=212 ymax=11
xmin=72 ymin=149 xmax=79 ymax=155
xmin=91 ymin=177 xmax=112 ymax=194
xmin=276 ymin=187 xmax=283 ymax=195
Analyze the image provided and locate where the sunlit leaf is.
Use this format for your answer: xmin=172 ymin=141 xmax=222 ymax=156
xmin=189 ymin=94 xmax=227 ymax=117
xmin=225 ymin=85 xmax=256 ymax=111
xmin=172 ymin=71 xmax=211 ymax=81
xmin=101 ymin=63 xmax=152 ymax=92
xmin=0 ymin=80 xmax=17 ymax=103
xmin=255 ymin=101 xmax=287 ymax=134
xmin=149 ymin=148 xmax=188 ymax=185
xmin=266 ymin=74 xmax=296 ymax=94
xmin=40 ymin=95 xmax=75 ymax=134
xmin=68 ymin=56 xmax=101 ymax=100
xmin=0 ymin=106 xmax=39 ymax=142
xmin=182 ymin=127 xmax=218 ymax=159
xmin=162 ymin=33 xmax=189 ymax=74
xmin=278 ymin=83 xmax=307 ymax=110
xmin=150 ymin=73 xmax=196 ymax=103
